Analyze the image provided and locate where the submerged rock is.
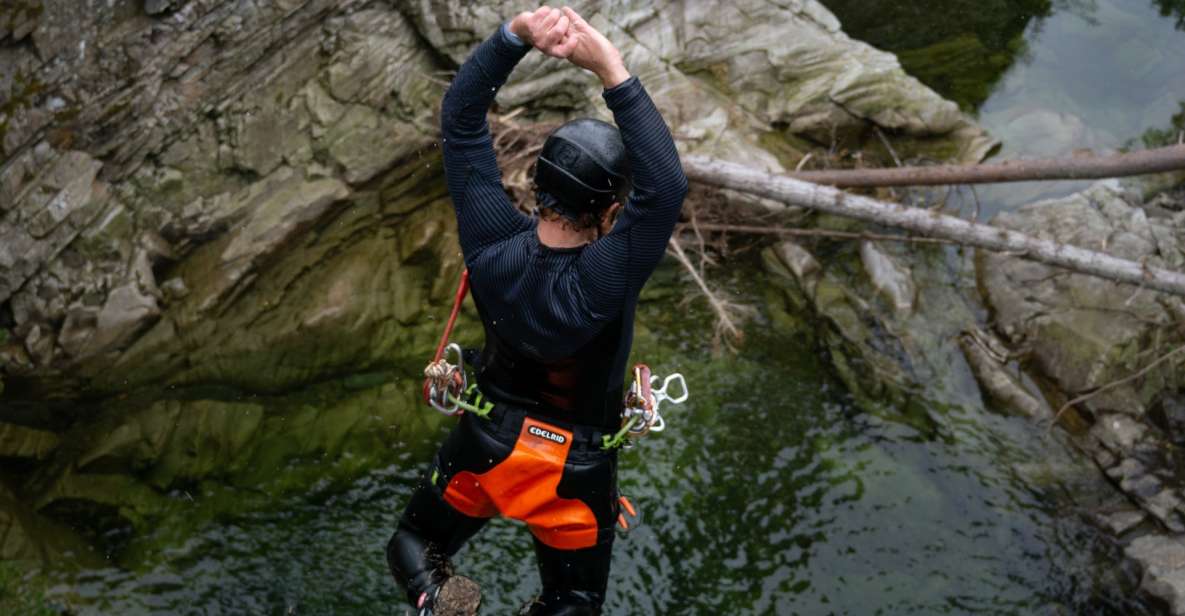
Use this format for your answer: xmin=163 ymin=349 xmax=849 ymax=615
xmin=762 ymin=229 xmax=984 ymax=419
xmin=1127 ymin=534 xmax=1185 ymax=615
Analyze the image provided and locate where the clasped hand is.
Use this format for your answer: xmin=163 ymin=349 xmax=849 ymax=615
xmin=509 ymin=6 xmax=630 ymax=88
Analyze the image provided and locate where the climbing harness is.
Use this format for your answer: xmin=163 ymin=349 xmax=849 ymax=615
xmin=422 ymin=270 xmax=472 ymax=416
xmin=422 ymin=272 xmax=690 ymax=443
xmin=601 ymin=363 xmax=689 ymax=450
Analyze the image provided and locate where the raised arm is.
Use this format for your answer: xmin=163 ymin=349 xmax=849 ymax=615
xmin=561 ymin=9 xmax=689 ymax=318
xmin=441 ymin=8 xmax=578 ymax=259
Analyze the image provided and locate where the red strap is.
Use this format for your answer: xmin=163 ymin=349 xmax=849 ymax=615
xmin=432 ymin=269 xmax=470 ymax=363
xmin=423 ymin=269 xmax=470 ymax=405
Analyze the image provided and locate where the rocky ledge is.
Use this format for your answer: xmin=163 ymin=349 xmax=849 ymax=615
xmin=762 ymin=179 xmax=1185 ymax=612
xmin=0 ymin=1 xmax=995 ymax=562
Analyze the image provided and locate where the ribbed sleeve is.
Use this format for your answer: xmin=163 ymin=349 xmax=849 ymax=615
xmin=576 ymin=76 xmax=688 ymax=319
xmin=440 ymin=25 xmax=533 ymax=258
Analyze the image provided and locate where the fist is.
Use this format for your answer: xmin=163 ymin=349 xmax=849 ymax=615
xmin=556 ymin=7 xmax=628 ymax=87
xmin=509 ymin=6 xmax=578 ymax=59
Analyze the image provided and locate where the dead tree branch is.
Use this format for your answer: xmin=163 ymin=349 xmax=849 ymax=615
xmin=667 ymin=237 xmax=750 ymax=350
xmin=682 ymin=156 xmax=1185 ymax=297
xmin=788 ymin=144 xmax=1185 ymax=188
xmin=690 ymin=222 xmax=958 ymax=245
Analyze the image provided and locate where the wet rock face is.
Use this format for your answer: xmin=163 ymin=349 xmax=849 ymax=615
xmin=0 ymin=0 xmax=992 ymax=400
xmin=762 ymin=229 xmax=986 ymax=418
xmin=0 ymin=0 xmax=997 ymax=560
xmin=979 ymin=182 xmax=1185 ymax=419
xmin=1 ymin=2 xmax=444 ymax=395
xmin=1127 ymin=535 xmax=1185 ymax=615
xmin=400 ymin=0 xmax=995 ymax=167
xmin=975 ymin=183 xmax=1185 ymax=611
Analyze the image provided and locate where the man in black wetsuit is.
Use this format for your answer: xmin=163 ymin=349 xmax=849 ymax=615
xmin=387 ymin=7 xmax=687 ymax=615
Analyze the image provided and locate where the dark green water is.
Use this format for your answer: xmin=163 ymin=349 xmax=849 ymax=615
xmin=21 ymin=1 xmax=1185 ymax=614
xmin=36 ymin=261 xmax=1152 ymax=614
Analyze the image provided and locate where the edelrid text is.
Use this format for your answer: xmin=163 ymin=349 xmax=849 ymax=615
xmin=528 ymin=426 xmax=567 ymax=444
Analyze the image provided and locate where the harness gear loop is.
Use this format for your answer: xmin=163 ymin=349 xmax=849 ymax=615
xmin=422 ymin=270 xmax=471 ymax=416
xmin=602 ymin=364 xmax=689 ymax=450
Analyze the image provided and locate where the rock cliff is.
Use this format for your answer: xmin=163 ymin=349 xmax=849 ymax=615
xmin=0 ymin=0 xmax=995 ymax=560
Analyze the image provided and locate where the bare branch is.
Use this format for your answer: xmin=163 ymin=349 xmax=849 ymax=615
xmin=689 ymin=222 xmax=958 ymax=245
xmin=786 ymin=144 xmax=1185 ymax=188
xmin=1049 ymin=343 xmax=1185 ymax=429
xmin=667 ymin=237 xmax=751 ymax=351
xmin=683 ymin=156 xmax=1185 ymax=297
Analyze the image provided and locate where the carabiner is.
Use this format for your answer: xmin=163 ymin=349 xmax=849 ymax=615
xmin=427 ymin=343 xmax=466 ymax=416
xmin=651 ymin=373 xmax=688 ymax=411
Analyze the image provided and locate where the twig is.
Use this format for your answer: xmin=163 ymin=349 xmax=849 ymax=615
xmin=875 ymin=126 xmax=903 ymax=168
xmin=1049 ymin=342 xmax=1185 ymax=429
xmin=667 ymin=237 xmax=747 ymax=350
xmin=795 ymin=153 xmax=814 ymax=172
xmin=786 ymin=143 xmax=1185 ymax=188
xmin=688 ymin=222 xmax=958 ymax=245
xmin=688 ymin=210 xmax=713 ymax=276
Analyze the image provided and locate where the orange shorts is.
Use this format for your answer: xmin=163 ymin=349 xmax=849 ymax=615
xmin=429 ymin=410 xmax=618 ymax=550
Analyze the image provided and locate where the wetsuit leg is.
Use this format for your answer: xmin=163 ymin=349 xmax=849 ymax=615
xmin=387 ymin=480 xmax=489 ymax=605
xmin=521 ymin=536 xmax=614 ymax=615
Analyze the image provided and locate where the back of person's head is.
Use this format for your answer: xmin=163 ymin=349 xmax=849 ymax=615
xmin=534 ymin=118 xmax=631 ymax=230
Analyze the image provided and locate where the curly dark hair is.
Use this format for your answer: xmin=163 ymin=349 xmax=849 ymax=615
xmin=533 ymin=185 xmax=608 ymax=231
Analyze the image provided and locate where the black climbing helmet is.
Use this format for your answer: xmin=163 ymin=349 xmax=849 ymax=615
xmin=534 ymin=118 xmax=631 ymax=220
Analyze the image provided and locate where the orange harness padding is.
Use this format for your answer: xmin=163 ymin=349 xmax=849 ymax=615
xmin=441 ymin=417 xmax=599 ymax=550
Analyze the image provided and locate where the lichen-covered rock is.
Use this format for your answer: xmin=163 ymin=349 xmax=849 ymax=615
xmin=1127 ymin=534 xmax=1185 ymax=615
xmin=762 ymin=233 xmax=984 ymax=416
xmin=401 ymin=0 xmax=994 ymax=159
xmin=979 ymin=182 xmax=1185 ymax=418
xmin=0 ymin=0 xmax=994 ymax=400
xmin=0 ymin=0 xmax=1000 ymax=563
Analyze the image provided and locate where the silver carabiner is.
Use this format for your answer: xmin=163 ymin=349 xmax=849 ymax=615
xmin=428 ymin=343 xmax=466 ymax=416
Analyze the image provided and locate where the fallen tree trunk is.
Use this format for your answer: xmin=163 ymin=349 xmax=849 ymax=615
xmin=790 ymin=144 xmax=1185 ymax=187
xmin=682 ymin=156 xmax=1185 ymax=297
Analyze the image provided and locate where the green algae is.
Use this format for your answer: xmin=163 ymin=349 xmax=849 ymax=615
xmin=1154 ymin=0 xmax=1185 ymax=29
xmin=0 ymin=561 xmax=57 ymax=616
xmin=819 ymin=0 xmax=1052 ymax=111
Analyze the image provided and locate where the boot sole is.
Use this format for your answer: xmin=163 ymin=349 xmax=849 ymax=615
xmin=434 ymin=575 xmax=481 ymax=616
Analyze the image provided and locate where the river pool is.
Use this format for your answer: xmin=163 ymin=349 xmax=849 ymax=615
xmin=25 ymin=0 xmax=1185 ymax=614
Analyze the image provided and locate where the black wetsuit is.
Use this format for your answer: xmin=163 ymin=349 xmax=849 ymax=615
xmin=387 ymin=23 xmax=686 ymax=615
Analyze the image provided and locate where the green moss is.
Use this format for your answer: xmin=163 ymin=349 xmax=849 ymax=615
xmin=1153 ymin=0 xmax=1185 ymax=30
xmin=0 ymin=69 xmax=48 ymax=153
xmin=755 ymin=130 xmax=810 ymax=171
xmin=0 ymin=561 xmax=57 ymax=616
